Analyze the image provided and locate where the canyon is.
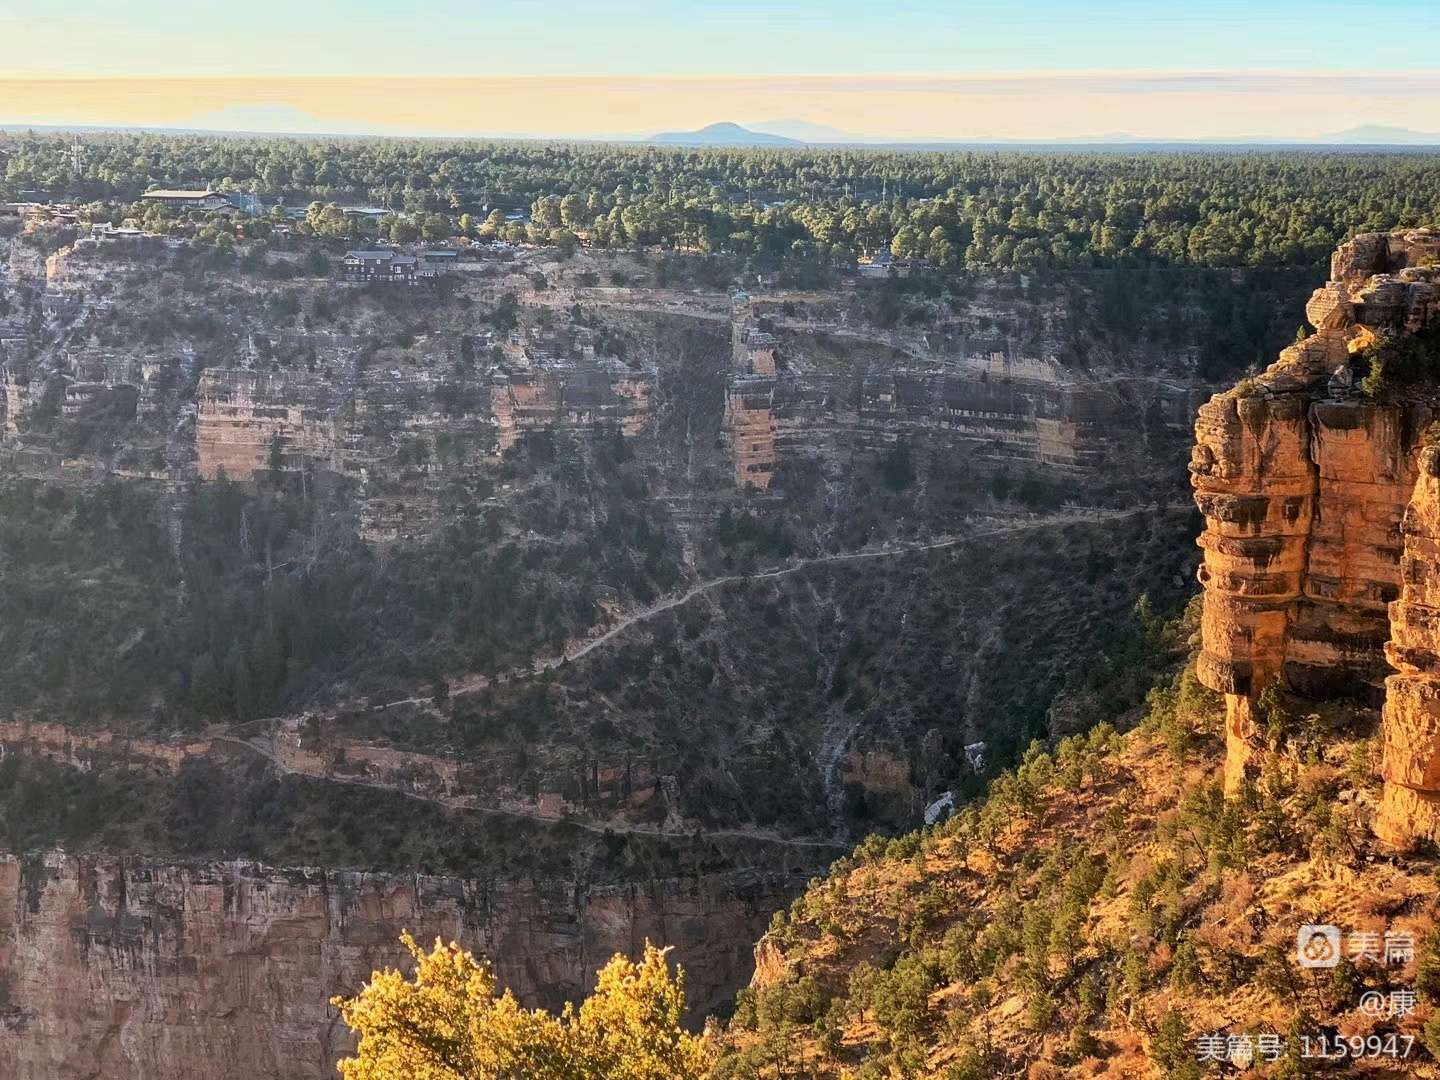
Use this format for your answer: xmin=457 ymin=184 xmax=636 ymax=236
xmin=0 ymin=221 xmax=1239 ymax=1078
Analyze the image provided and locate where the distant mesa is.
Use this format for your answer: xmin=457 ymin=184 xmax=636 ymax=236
xmin=650 ymin=122 xmax=802 ymax=147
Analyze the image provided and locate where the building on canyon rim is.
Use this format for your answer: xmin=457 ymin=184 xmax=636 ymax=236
xmin=1189 ymin=227 xmax=1440 ymax=846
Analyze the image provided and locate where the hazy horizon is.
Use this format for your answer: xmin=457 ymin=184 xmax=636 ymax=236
xmin=3 ymin=72 xmax=1440 ymax=144
xmin=4 ymin=0 xmax=1440 ymax=141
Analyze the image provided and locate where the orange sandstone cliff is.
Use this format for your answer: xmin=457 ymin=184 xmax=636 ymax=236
xmin=1190 ymin=228 xmax=1440 ymax=843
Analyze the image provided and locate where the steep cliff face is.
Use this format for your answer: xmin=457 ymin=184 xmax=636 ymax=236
xmin=720 ymin=297 xmax=1205 ymax=493
xmin=1191 ymin=228 xmax=1440 ymax=840
xmin=0 ymin=852 xmax=799 ymax=1080
xmin=491 ymin=361 xmax=655 ymax=453
xmin=197 ymin=370 xmax=342 ymax=481
xmin=722 ymin=357 xmax=1201 ymax=493
xmin=1379 ymin=443 xmax=1440 ymax=845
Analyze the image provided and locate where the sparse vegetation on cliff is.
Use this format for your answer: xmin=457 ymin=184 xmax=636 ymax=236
xmin=709 ymin=608 xmax=1440 ymax=1078
xmin=0 ymin=436 xmax=681 ymax=724
xmin=468 ymin=509 xmax=1198 ymax=835
xmin=0 ymin=745 xmax=814 ymax=886
xmin=1359 ymin=326 xmax=1440 ymax=399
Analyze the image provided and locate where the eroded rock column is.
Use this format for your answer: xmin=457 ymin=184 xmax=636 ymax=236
xmin=724 ymin=382 xmax=777 ymax=490
xmin=1379 ymin=446 xmax=1440 ymax=846
xmin=1191 ymin=392 xmax=1316 ymax=791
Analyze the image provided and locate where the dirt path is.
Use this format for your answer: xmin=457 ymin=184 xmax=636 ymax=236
xmin=378 ymin=504 xmax=1183 ymax=707
xmin=553 ymin=504 xmax=1172 ymax=663
xmin=231 ymin=503 xmax=1185 ymax=849
xmin=7 ymin=504 xmax=1184 ymax=855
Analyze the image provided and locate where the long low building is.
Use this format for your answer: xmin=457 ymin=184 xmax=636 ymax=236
xmin=140 ymin=190 xmax=234 ymax=212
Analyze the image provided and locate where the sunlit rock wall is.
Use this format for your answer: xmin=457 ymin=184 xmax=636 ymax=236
xmin=1189 ymin=229 xmax=1440 ymax=844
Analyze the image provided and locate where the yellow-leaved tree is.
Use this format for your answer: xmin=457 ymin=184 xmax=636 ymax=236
xmin=332 ymin=932 xmax=711 ymax=1080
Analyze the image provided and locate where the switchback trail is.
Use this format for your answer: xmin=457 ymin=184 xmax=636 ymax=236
xmin=2 ymin=505 xmax=1186 ymax=856
xmin=486 ymin=502 xmax=1187 ymax=680
xmin=246 ymin=502 xmax=1184 ymax=850
xmin=368 ymin=504 xmax=1186 ymax=708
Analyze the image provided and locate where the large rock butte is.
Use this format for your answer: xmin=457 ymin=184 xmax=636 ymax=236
xmin=1190 ymin=228 xmax=1440 ymax=843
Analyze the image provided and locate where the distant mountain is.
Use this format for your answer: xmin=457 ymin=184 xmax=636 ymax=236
xmin=645 ymin=120 xmax=1440 ymax=150
xmin=650 ymin=122 xmax=801 ymax=147
xmin=845 ymin=127 xmax=1440 ymax=148
xmin=8 ymin=114 xmax=1439 ymax=149
xmin=1314 ymin=124 xmax=1440 ymax=145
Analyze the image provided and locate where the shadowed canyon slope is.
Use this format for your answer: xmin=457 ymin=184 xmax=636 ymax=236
xmin=710 ymin=231 xmax=1440 ymax=1080
xmin=0 ymin=220 xmax=1281 ymax=1078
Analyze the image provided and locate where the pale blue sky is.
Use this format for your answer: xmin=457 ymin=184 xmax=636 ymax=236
xmin=3 ymin=0 xmax=1438 ymax=77
xmin=4 ymin=2 xmax=1438 ymax=138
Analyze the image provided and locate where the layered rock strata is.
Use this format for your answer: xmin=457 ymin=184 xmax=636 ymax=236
xmin=1190 ymin=229 xmax=1440 ymax=842
xmin=196 ymin=369 xmax=341 ymax=481
xmin=722 ymin=318 xmax=1206 ymax=492
xmin=724 ymin=380 xmax=778 ymax=489
xmin=0 ymin=852 xmax=801 ymax=1080
xmin=491 ymin=360 xmax=654 ymax=453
